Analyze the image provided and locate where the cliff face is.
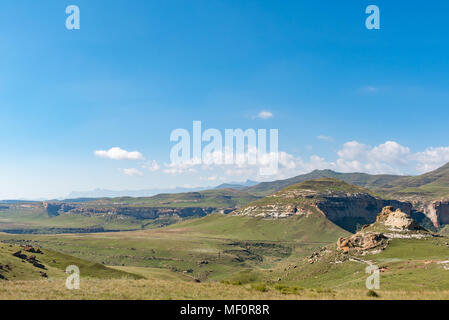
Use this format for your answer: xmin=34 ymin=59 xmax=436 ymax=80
xmin=234 ymin=179 xmax=413 ymax=233
xmin=43 ymin=202 xmax=229 ymax=220
xmin=423 ymin=201 xmax=449 ymax=227
xmin=236 ymin=193 xmax=411 ymax=232
xmin=315 ymin=194 xmax=411 ymax=229
xmin=43 ymin=202 xmax=75 ymax=217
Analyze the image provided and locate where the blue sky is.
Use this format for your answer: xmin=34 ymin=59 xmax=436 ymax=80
xmin=1 ymin=0 xmax=449 ymax=199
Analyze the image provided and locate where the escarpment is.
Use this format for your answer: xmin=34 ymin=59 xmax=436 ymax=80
xmin=233 ymin=178 xmax=412 ymax=233
xmin=43 ymin=203 xmax=226 ymax=220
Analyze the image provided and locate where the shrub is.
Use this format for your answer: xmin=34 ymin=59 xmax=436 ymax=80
xmin=251 ymin=283 xmax=268 ymax=292
xmin=367 ymin=290 xmax=379 ymax=298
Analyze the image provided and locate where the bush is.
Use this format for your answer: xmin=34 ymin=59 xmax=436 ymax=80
xmin=274 ymin=284 xmax=304 ymax=295
xmin=367 ymin=290 xmax=379 ymax=298
xmin=251 ymin=283 xmax=268 ymax=292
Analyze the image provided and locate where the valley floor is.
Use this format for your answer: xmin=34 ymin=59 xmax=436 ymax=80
xmin=2 ymin=278 xmax=449 ymax=300
xmin=1 ymin=214 xmax=449 ymax=300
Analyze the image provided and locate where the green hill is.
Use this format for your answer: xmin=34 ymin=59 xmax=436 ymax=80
xmin=167 ymin=212 xmax=350 ymax=243
xmin=374 ymin=163 xmax=449 ymax=201
xmin=245 ymin=170 xmax=405 ymax=196
xmin=0 ymin=242 xmax=141 ymax=281
xmin=234 ymin=178 xmax=410 ymax=232
xmin=246 ymin=163 xmax=449 ymax=202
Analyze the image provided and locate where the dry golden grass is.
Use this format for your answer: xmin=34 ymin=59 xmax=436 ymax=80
xmin=1 ymin=279 xmax=449 ymax=300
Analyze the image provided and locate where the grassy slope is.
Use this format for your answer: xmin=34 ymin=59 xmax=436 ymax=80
xmin=269 ymin=235 xmax=449 ymax=292
xmin=0 ymin=243 xmax=140 ymax=281
xmin=1 ymin=235 xmax=449 ymax=299
xmin=0 ymin=213 xmax=348 ymax=283
xmin=167 ymin=213 xmax=349 ymax=242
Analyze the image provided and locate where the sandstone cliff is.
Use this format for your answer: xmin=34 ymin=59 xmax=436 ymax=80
xmin=233 ymin=178 xmax=412 ymax=232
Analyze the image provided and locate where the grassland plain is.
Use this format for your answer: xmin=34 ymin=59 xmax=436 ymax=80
xmin=1 ymin=210 xmax=449 ymax=300
xmin=2 ymin=279 xmax=449 ymax=300
xmin=0 ymin=214 xmax=347 ymax=284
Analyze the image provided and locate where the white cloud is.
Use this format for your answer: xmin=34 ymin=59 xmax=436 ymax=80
xmin=337 ymin=141 xmax=369 ymax=161
xmin=411 ymin=147 xmax=449 ymax=173
xmin=143 ymin=160 xmax=160 ymax=172
xmin=121 ymin=168 xmax=143 ymax=177
xmin=317 ymin=135 xmax=335 ymax=142
xmin=95 ymin=147 xmax=144 ymax=160
xmin=160 ymin=139 xmax=449 ymax=181
xmin=163 ymin=158 xmax=201 ymax=175
xmin=369 ymin=141 xmax=410 ymax=164
xmin=256 ymin=110 xmax=273 ymax=119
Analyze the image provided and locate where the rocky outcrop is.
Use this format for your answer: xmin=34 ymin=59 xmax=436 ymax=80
xmin=337 ymin=232 xmax=387 ymax=253
xmin=235 ymin=189 xmax=412 ymax=233
xmin=337 ymin=206 xmax=427 ymax=254
xmin=377 ymin=206 xmax=420 ymax=230
xmin=43 ymin=202 xmax=75 ymax=217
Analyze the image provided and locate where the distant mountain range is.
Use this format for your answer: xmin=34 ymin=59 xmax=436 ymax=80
xmin=244 ymin=170 xmax=407 ymax=196
xmin=65 ymin=186 xmax=214 ymax=199
xmin=244 ymin=162 xmax=449 ymax=202
xmin=65 ymin=180 xmax=259 ymax=200
xmin=214 ymin=180 xmax=259 ymax=190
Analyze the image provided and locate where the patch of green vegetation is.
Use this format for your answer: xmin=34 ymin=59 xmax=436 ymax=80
xmin=251 ymin=282 xmax=268 ymax=292
xmin=274 ymin=284 xmax=305 ymax=295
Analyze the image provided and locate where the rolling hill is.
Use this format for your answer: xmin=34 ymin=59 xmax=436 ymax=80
xmin=235 ymin=178 xmax=411 ymax=232
xmin=245 ymin=163 xmax=449 ymax=202
xmin=245 ymin=169 xmax=406 ymax=196
xmin=373 ymin=162 xmax=449 ymax=200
